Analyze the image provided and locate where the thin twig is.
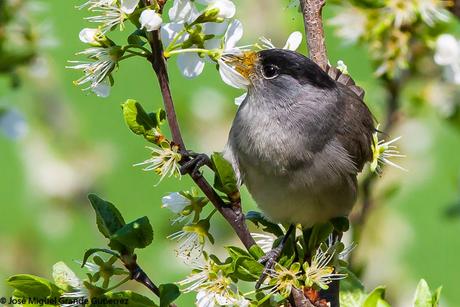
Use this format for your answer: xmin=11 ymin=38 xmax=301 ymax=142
xmin=299 ymin=0 xmax=328 ymax=70
xmin=141 ymin=1 xmax=256 ymax=251
xmin=122 ymin=255 xmax=161 ymax=297
xmin=290 ymin=288 xmax=316 ymax=307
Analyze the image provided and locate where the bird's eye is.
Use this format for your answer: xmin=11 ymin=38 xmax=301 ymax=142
xmin=262 ymin=64 xmax=280 ymax=79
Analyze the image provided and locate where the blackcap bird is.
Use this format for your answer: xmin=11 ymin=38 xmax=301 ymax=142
xmin=223 ymin=48 xmax=375 ymax=228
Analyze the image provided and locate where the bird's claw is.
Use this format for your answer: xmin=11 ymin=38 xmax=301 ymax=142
xmin=180 ymin=151 xmax=211 ymax=178
xmin=255 ymin=246 xmax=283 ymax=289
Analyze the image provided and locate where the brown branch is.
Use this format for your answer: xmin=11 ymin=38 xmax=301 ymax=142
xmin=122 ymin=254 xmax=161 ymax=297
xmin=141 ymin=0 xmax=256 ymax=251
xmin=290 ymin=288 xmax=316 ymax=307
xmin=299 ymin=0 xmax=328 ymax=70
xmin=298 ymin=1 xmax=339 ymax=306
xmin=449 ymin=0 xmax=460 ymax=19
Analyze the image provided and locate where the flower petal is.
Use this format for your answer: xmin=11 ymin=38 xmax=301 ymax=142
xmin=139 ymin=9 xmax=163 ymax=32
xmin=207 ymin=0 xmax=236 ymax=19
xmin=177 ymin=53 xmax=205 ymax=78
xmin=169 ymin=0 xmax=199 ymax=23
xmin=434 ymin=34 xmax=460 ymax=66
xmin=91 ymin=79 xmax=111 ymax=98
xmin=234 ymin=92 xmax=247 ymax=106
xmin=218 ymin=59 xmax=249 ymax=89
xmin=283 ymin=31 xmax=302 ymax=51
xmin=121 ymin=0 xmax=139 ymax=14
xmin=161 ymin=22 xmax=187 ymax=46
xmin=79 ymin=28 xmax=99 ymax=44
xmin=224 ymin=19 xmax=243 ymax=50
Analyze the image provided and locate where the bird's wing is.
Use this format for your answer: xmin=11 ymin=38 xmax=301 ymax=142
xmin=335 ymin=83 xmax=375 ymax=172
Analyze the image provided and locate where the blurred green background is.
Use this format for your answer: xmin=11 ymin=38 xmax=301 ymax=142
xmin=1 ymin=0 xmax=460 ymax=306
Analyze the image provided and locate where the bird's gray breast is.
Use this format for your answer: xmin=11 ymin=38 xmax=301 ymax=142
xmin=225 ymin=88 xmax=358 ymax=226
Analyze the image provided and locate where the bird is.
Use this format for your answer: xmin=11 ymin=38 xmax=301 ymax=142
xmin=222 ymin=48 xmax=375 ymax=229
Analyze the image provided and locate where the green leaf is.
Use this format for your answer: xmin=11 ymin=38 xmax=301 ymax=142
xmin=81 ymin=248 xmax=119 ymax=268
xmin=413 ymin=279 xmax=431 ymax=307
xmin=226 ymin=246 xmax=251 ymax=260
xmin=149 ymin=108 xmax=166 ymax=127
xmin=88 ymin=194 xmax=126 ymax=239
xmin=340 ymin=267 xmax=365 ymax=292
xmin=340 ymin=290 xmax=367 ymax=307
xmin=308 ymin=222 xmax=333 ymax=251
xmin=159 ymin=283 xmax=180 ymax=307
xmin=121 ymin=99 xmax=156 ymax=135
xmin=127 ymin=29 xmax=147 ymax=46
xmin=249 ymin=244 xmax=265 ymax=259
xmin=7 ymin=274 xmax=62 ymax=299
xmin=432 ymin=287 xmax=442 ymax=306
xmin=96 ymin=290 xmax=158 ymax=307
xmin=413 ymin=279 xmax=441 ymax=307
xmin=363 ymin=286 xmax=390 ymax=307
xmin=246 ymin=211 xmax=284 ymax=237
xmin=232 ymin=257 xmax=264 ymax=281
xmin=110 ymin=216 xmax=154 ymax=250
xmin=211 ymin=152 xmax=239 ymax=196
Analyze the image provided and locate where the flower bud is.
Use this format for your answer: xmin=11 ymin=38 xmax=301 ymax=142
xmin=208 ymin=0 xmax=236 ymax=19
xmin=79 ymin=28 xmax=100 ymax=45
xmin=140 ymin=9 xmax=163 ymax=32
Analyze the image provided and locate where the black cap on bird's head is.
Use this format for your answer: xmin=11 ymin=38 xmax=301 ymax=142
xmin=222 ymin=49 xmax=336 ymax=89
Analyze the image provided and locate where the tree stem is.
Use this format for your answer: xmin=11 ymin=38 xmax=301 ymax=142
xmin=299 ymin=0 xmax=328 ymax=70
xmin=144 ymin=29 xmax=256 ymax=251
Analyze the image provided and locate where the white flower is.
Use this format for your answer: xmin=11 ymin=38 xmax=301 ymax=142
xmin=120 ymin=0 xmax=139 ymax=14
xmin=85 ymin=0 xmax=139 ymax=33
xmin=162 ymin=192 xmax=191 ymax=214
xmin=134 ymin=145 xmax=182 ymax=184
xmin=177 ymin=53 xmax=207 ymax=78
xmin=434 ymin=34 xmax=459 ymax=66
xmin=207 ymin=0 xmax=236 ymax=19
xmin=74 ymin=259 xmax=100 ymax=273
xmin=78 ymin=0 xmax=116 ymax=10
xmin=434 ymin=34 xmax=460 ymax=84
xmin=251 ymin=232 xmax=276 ymax=253
xmin=304 ymin=246 xmax=346 ymax=290
xmin=67 ymin=47 xmax=120 ymax=91
xmin=79 ymin=28 xmax=100 ymax=44
xmin=53 ymin=262 xmax=82 ymax=289
xmin=177 ymin=257 xmax=214 ymax=292
xmin=329 ymin=6 xmax=367 ymax=44
xmin=139 ymin=9 xmax=163 ymax=32
xmin=53 ymin=262 xmax=89 ymax=307
xmin=168 ymin=0 xmax=200 ymax=23
xmin=267 ymin=263 xmax=301 ymax=298
xmin=418 ymin=0 xmax=450 ymax=26
xmin=370 ymin=128 xmax=406 ymax=173
xmin=386 ymin=0 xmax=417 ymax=28
xmin=282 ymin=31 xmax=303 ymax=50
xmin=91 ymin=79 xmax=111 ymax=97
xmin=61 ymin=287 xmax=90 ymax=307
xmin=178 ymin=256 xmax=248 ymax=306
xmin=168 ymin=229 xmax=204 ymax=264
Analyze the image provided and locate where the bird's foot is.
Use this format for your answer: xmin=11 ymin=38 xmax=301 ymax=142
xmin=180 ymin=150 xmax=212 ymax=178
xmin=255 ymin=245 xmax=284 ymax=289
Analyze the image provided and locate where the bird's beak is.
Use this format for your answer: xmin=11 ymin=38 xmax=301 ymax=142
xmin=221 ymin=51 xmax=258 ymax=80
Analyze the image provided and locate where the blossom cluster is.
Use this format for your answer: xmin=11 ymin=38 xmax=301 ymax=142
xmin=69 ymin=0 xmax=303 ymax=103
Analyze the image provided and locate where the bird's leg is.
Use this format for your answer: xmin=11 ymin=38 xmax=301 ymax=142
xmin=255 ymin=224 xmax=295 ymax=289
xmin=179 ymin=150 xmax=213 ymax=178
